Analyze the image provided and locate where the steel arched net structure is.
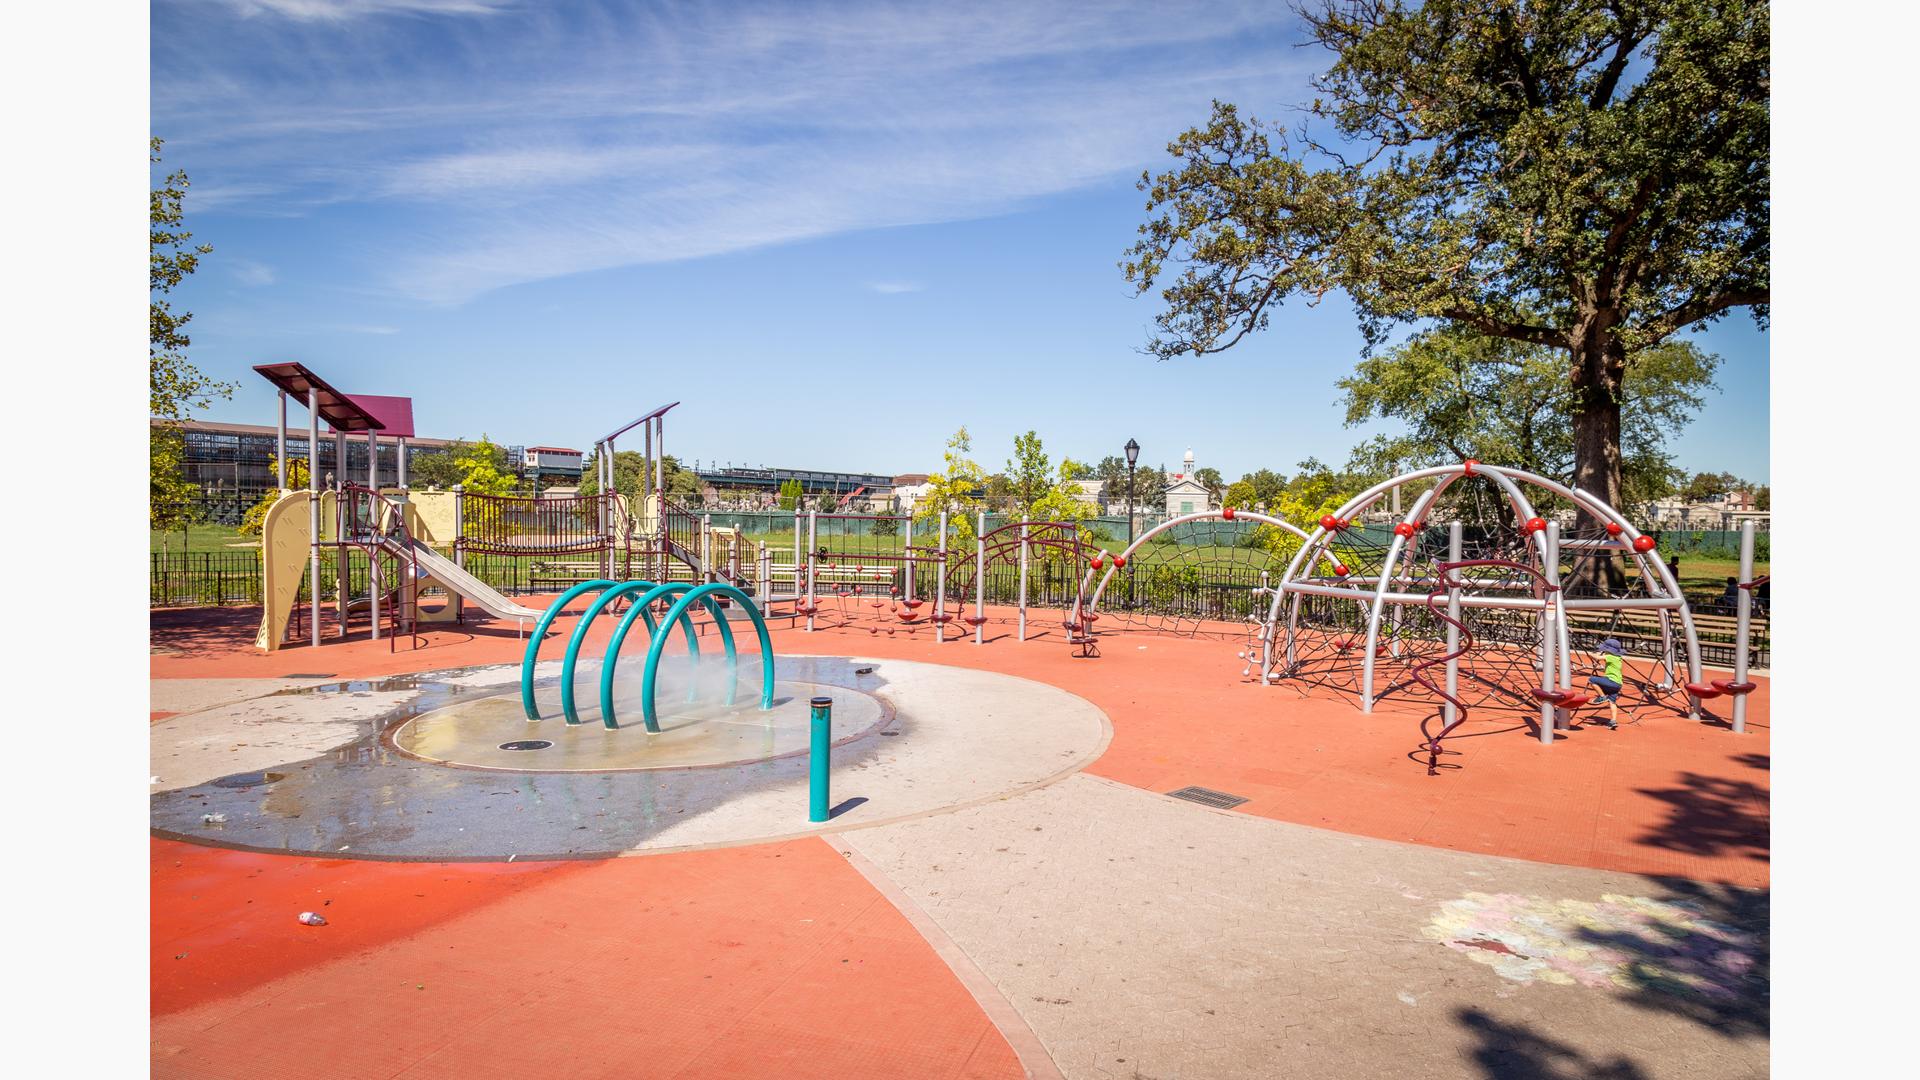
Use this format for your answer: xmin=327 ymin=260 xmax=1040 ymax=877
xmin=1070 ymin=511 xmax=1341 ymax=656
xmin=1258 ymin=463 xmax=1712 ymax=736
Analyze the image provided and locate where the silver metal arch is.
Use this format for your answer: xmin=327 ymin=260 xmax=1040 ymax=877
xmin=1076 ymin=510 xmax=1325 ymax=626
xmin=1257 ymin=463 xmax=1704 ymax=718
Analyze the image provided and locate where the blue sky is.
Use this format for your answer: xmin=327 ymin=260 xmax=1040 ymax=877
xmin=152 ymin=0 xmax=1769 ymax=483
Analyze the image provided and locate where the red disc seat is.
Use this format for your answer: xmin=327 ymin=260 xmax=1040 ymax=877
xmin=1685 ymin=682 xmax=1724 ymax=698
xmin=1710 ymin=679 xmax=1758 ymax=695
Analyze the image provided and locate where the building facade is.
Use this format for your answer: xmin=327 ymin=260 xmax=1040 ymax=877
xmin=1161 ymin=448 xmax=1215 ymax=516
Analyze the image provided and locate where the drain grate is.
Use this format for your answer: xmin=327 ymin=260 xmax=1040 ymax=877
xmin=1166 ymin=786 xmax=1249 ymax=810
xmin=498 ymin=740 xmax=553 ymax=752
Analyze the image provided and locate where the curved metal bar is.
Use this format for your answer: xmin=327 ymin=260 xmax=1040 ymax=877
xmin=638 ymin=584 xmax=774 ymax=733
xmin=598 ymin=581 xmax=735 ymax=729
xmin=1081 ymin=510 xmax=1323 ymax=616
xmin=561 ymin=581 xmax=702 ymax=724
xmin=520 ymin=579 xmax=618 ymax=721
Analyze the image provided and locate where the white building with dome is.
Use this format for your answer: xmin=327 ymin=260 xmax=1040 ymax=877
xmin=1162 ymin=447 xmax=1215 ymax=516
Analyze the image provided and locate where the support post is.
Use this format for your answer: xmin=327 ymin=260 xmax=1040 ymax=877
xmin=701 ymin=514 xmax=714 ymax=584
xmin=974 ymin=510 xmax=986 ymax=645
xmin=1445 ymin=522 xmax=1462 ymax=726
xmin=1017 ymin=523 xmax=1029 ymax=642
xmin=1732 ymin=520 xmax=1755 ymax=734
xmin=307 ymin=388 xmax=320 ymax=648
xmin=934 ymin=510 xmax=948 ymax=643
xmin=805 ymin=511 xmax=818 ymax=632
xmin=334 ymin=429 xmax=347 ymax=637
xmin=397 ymin=437 xmax=408 ymax=490
xmin=793 ymin=507 xmax=803 ymax=600
xmin=367 ymin=432 xmax=379 ymax=641
xmin=757 ymin=541 xmax=771 ymax=607
xmin=654 ymin=417 xmax=664 ymax=499
xmin=1539 ymin=521 xmax=1561 ymax=744
xmin=451 ymin=485 xmax=465 ymax=622
xmin=276 ymin=391 xmax=288 ymax=490
xmin=904 ymin=515 xmax=915 ymax=603
xmin=808 ymin=696 xmax=833 ymax=822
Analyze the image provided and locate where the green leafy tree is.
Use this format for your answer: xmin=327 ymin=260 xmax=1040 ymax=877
xmin=1194 ymin=467 xmax=1224 ymax=500
xmin=237 ymin=456 xmax=310 ymax=536
xmin=578 ymin=451 xmax=700 ymax=501
xmin=1339 ymin=327 xmax=1715 ymax=508
xmin=1223 ymin=479 xmax=1259 ymax=512
xmin=1124 ymin=0 xmax=1768 ymax=513
xmin=1027 ymin=458 xmax=1099 ymax=524
xmin=151 ymin=137 xmax=235 ymax=533
xmin=777 ymin=477 xmax=804 ymax=510
xmin=1062 ymin=460 xmax=1095 ymax=481
xmin=1678 ymin=470 xmax=1747 ymax=502
xmin=914 ymin=427 xmax=989 ymax=544
xmin=1007 ymin=431 xmax=1056 ymax=518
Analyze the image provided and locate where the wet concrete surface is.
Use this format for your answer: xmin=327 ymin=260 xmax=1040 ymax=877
xmin=152 ymin=657 xmax=892 ymax=859
xmin=151 ymin=656 xmax=1110 ymax=861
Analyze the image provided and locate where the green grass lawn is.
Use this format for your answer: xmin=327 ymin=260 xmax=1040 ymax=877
xmin=151 ymin=523 xmax=254 ymax=555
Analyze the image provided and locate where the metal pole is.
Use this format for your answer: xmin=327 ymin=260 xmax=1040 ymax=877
xmin=397 ymin=437 xmax=408 ymax=490
xmin=935 ymin=510 xmax=948 ymax=643
xmin=307 ymin=388 xmax=320 ymax=649
xmin=904 ymin=515 xmax=915 ymax=603
xmin=1445 ymin=522 xmax=1462 ymax=725
xmin=793 ymin=507 xmax=803 ymax=600
xmin=276 ymin=391 xmax=288 ymax=490
xmin=805 ymin=511 xmax=818 ymax=632
xmin=654 ymin=417 xmax=664 ymax=498
xmin=757 ymin=541 xmax=770 ymax=607
xmin=1017 ymin=522 xmax=1029 ymax=641
xmin=1539 ymin=521 xmax=1561 ymax=744
xmin=643 ymin=423 xmax=653 ymax=506
xmin=702 ymin=513 xmax=714 ymax=585
xmin=452 ymin=485 xmax=465 ymax=621
xmin=808 ymin=696 xmax=833 ymax=822
xmin=1125 ymin=464 xmax=1135 ymax=608
xmin=334 ymin=429 xmax=347 ymax=637
xmin=367 ymin=432 xmax=379 ymax=642
xmin=1733 ymin=520 xmax=1755 ymax=734
xmin=974 ymin=509 xmax=986 ymax=645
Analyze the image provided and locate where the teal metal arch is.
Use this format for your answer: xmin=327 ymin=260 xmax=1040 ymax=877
xmin=521 ymin=580 xmax=618 ymax=722
xmin=637 ymin=584 xmax=774 ymax=733
xmin=599 ymin=582 xmax=739 ymax=730
xmin=558 ymin=581 xmax=712 ymax=725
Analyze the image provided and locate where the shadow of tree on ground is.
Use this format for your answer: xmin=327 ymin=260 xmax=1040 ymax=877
xmin=1456 ymin=1007 xmax=1652 ymax=1079
xmin=1633 ymin=768 xmax=1769 ymax=863
xmin=1574 ymin=876 xmax=1769 ymax=1039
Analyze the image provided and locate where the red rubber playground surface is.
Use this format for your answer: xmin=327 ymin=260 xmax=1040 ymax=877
xmin=152 ymin=600 xmax=1769 ymax=1078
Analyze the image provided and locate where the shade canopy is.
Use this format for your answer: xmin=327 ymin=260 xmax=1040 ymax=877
xmin=332 ymin=394 xmax=415 ymax=438
xmin=253 ymin=363 xmax=385 ymax=432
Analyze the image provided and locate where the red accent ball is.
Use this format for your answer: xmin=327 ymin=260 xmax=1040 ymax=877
xmin=1319 ymin=514 xmax=1338 ymax=531
xmin=1526 ymin=517 xmax=1547 ymax=533
xmin=1394 ymin=522 xmax=1415 ymax=538
xmin=1090 ymin=559 xmax=1103 ymax=570
xmin=1222 ymin=506 xmax=1235 ymax=520
xmin=1633 ymin=535 xmax=1657 ymax=553
xmin=1462 ymin=458 xmax=1478 ymax=475
xmin=1605 ymin=522 xmax=1623 ymax=536
xmin=1113 ymin=555 xmax=1127 ymax=568
xmin=1334 ymin=563 xmax=1350 ymax=577
xmin=1337 ymin=518 xmax=1351 ymax=530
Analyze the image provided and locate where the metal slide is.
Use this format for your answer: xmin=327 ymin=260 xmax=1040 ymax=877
xmin=379 ymin=536 xmax=542 ymax=624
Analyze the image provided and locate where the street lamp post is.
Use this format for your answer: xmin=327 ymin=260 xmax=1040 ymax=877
xmin=1124 ymin=438 xmax=1139 ymax=607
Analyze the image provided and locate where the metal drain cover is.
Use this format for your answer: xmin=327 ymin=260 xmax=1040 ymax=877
xmin=498 ymin=740 xmax=553 ymax=752
xmin=212 ymin=771 xmax=287 ymax=789
xmin=1166 ymin=786 xmax=1249 ymax=810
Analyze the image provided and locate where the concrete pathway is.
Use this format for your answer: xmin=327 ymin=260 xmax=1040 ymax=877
xmin=844 ymin=774 xmax=1766 ymax=1080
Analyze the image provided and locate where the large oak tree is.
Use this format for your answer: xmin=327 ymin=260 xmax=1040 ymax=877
xmin=1124 ymin=0 xmax=1768 ymax=511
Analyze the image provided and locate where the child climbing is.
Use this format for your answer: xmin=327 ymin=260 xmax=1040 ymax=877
xmin=1587 ymin=637 xmax=1626 ymax=730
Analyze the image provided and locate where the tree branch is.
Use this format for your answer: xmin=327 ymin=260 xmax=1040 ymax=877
xmin=1643 ymin=288 xmax=1770 ymax=341
xmin=1437 ymin=307 xmax=1568 ymax=350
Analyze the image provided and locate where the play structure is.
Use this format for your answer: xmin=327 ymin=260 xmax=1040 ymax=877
xmin=519 ymin=579 xmax=774 ymax=731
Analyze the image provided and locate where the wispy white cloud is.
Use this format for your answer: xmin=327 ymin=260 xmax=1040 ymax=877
xmin=338 ymin=323 xmax=401 ymax=334
xmin=154 ymin=1 xmax=1312 ymax=303
xmin=228 ymin=257 xmax=277 ymax=286
xmin=868 ymin=281 xmax=922 ymax=295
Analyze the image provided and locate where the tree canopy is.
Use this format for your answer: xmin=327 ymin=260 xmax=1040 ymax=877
xmin=1124 ymin=0 xmax=1768 ymax=511
xmin=1339 ymin=325 xmax=1719 ymax=507
xmin=151 ymin=137 xmax=235 ymax=532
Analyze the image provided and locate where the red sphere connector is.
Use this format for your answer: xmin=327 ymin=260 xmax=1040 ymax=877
xmin=1462 ymin=459 xmax=1478 ymax=475
xmin=1394 ymin=521 xmax=1416 ymax=538
xmin=1334 ymin=563 xmax=1350 ymax=577
xmin=1605 ymin=522 xmax=1624 ymax=537
xmin=1090 ymin=558 xmax=1103 ymax=570
xmin=1222 ymin=506 xmax=1235 ymax=520
xmin=1632 ymin=535 xmax=1657 ymax=553
xmin=1112 ymin=555 xmax=1127 ymax=568
xmin=1319 ymin=514 xmax=1339 ymax=531
xmin=1525 ymin=517 xmax=1547 ymax=534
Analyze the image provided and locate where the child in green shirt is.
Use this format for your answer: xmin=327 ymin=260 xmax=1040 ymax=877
xmin=1587 ymin=637 xmax=1625 ymax=729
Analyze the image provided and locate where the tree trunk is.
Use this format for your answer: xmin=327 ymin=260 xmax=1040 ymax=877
xmin=1568 ymin=314 xmax=1630 ymax=592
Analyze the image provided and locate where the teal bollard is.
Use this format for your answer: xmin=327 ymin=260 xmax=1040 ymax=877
xmin=809 ymin=696 xmax=832 ymax=823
